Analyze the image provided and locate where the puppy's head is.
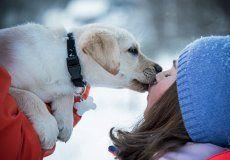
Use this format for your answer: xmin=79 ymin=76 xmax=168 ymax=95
xmin=76 ymin=24 xmax=162 ymax=92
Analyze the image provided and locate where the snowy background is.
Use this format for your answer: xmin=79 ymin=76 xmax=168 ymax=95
xmin=0 ymin=0 xmax=229 ymax=159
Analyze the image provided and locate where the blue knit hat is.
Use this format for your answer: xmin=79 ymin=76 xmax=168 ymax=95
xmin=177 ymin=36 xmax=230 ymax=147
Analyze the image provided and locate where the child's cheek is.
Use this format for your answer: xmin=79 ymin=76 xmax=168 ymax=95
xmin=147 ymin=84 xmax=165 ymax=109
xmin=147 ymin=77 xmax=176 ymax=110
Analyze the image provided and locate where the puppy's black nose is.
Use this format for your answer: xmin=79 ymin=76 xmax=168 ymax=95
xmin=154 ymin=64 xmax=162 ymax=73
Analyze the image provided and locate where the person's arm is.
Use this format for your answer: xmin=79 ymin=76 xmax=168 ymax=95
xmin=0 ymin=67 xmax=91 ymax=159
xmin=0 ymin=67 xmax=43 ymax=160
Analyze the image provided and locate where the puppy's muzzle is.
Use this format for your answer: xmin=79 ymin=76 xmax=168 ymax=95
xmin=143 ymin=64 xmax=162 ymax=83
xmin=143 ymin=68 xmax=156 ymax=82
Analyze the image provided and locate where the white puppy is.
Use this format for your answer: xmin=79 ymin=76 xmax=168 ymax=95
xmin=0 ymin=23 xmax=162 ymax=149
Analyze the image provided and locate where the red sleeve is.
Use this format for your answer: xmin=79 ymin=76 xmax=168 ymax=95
xmin=208 ymin=151 xmax=230 ymax=160
xmin=0 ymin=67 xmax=43 ymax=160
xmin=0 ymin=67 xmax=91 ymax=159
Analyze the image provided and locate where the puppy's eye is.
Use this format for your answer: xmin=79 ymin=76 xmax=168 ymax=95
xmin=165 ymin=74 xmax=171 ymax=77
xmin=128 ymin=47 xmax=138 ymax=56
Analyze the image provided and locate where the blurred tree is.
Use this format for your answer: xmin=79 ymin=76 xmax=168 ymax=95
xmin=147 ymin=0 xmax=230 ymax=55
xmin=0 ymin=0 xmax=70 ymax=28
xmin=0 ymin=0 xmax=229 ymax=57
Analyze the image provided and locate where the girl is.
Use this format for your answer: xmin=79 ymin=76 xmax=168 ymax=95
xmin=110 ymin=36 xmax=230 ymax=160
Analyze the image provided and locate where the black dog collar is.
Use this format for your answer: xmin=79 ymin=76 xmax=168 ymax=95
xmin=66 ymin=33 xmax=86 ymax=87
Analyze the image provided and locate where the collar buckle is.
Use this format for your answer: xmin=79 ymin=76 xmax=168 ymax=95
xmin=66 ymin=33 xmax=86 ymax=87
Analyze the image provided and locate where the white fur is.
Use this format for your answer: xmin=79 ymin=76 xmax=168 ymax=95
xmin=0 ymin=23 xmax=158 ymax=149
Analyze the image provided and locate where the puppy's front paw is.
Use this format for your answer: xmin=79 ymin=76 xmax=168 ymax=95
xmin=32 ymin=115 xmax=59 ymax=149
xmin=53 ymin=112 xmax=73 ymax=142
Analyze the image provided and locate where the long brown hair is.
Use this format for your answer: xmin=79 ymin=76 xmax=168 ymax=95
xmin=110 ymin=82 xmax=191 ymax=160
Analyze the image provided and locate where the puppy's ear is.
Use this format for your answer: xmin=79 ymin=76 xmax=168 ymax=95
xmin=80 ymin=31 xmax=120 ymax=75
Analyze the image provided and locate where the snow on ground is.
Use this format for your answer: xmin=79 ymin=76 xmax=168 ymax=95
xmin=45 ymin=88 xmax=147 ymax=160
